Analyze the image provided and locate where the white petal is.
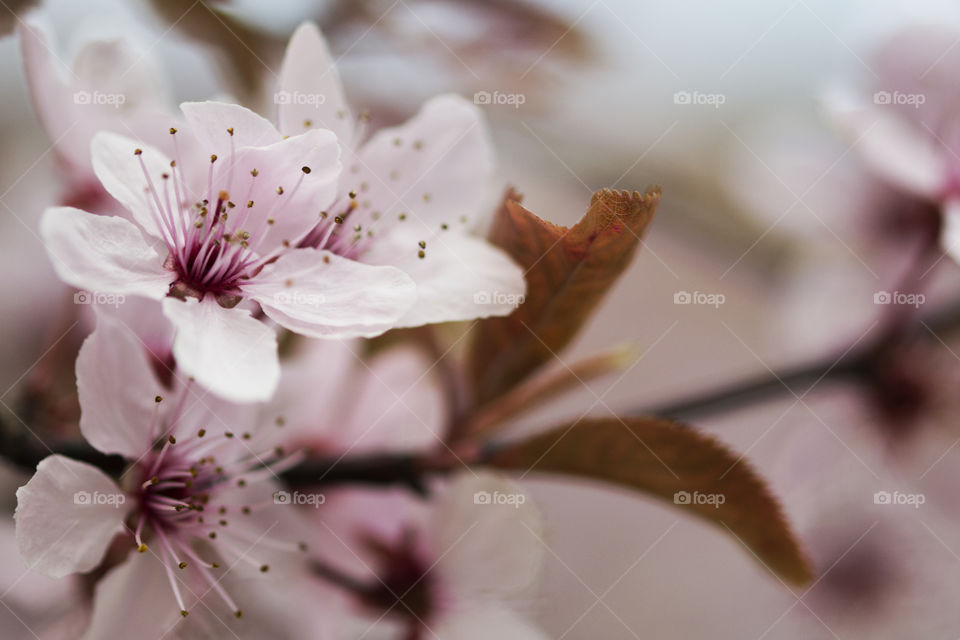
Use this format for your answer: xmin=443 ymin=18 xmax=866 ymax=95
xmin=824 ymin=93 xmax=944 ymax=199
xmin=244 ymin=248 xmax=415 ymax=338
xmin=40 ymin=206 xmax=171 ymax=299
xmin=941 ymin=198 xmax=960 ymax=264
xmin=434 ymin=606 xmax=549 ymax=640
xmin=432 ymin=472 xmax=543 ymax=599
xmin=77 ymin=310 xmax=165 ymax=457
xmin=181 ymin=100 xmax=282 ymax=160
xmin=365 ymin=229 xmax=525 ymax=327
xmin=79 ymin=551 xmax=183 ymax=639
xmin=15 ymin=456 xmax=129 ymax=579
xmin=276 ymin=22 xmax=354 ymax=146
xmin=91 ymin=131 xmax=176 ymax=238
xmin=353 ymin=94 xmax=495 ymax=237
xmin=219 ymin=128 xmax=342 ymax=254
xmin=162 ymin=297 xmax=280 ymax=403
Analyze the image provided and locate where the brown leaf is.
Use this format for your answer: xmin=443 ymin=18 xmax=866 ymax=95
xmin=470 ymin=187 xmax=660 ymax=405
xmin=484 ymin=417 xmax=813 ymax=585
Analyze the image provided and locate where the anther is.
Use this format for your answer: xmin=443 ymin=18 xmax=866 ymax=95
xmin=301 ymin=166 xmax=311 ymax=174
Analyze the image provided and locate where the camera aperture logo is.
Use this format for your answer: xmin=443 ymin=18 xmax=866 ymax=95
xmin=273 ymin=90 xmax=326 ymax=106
xmin=73 ymin=90 xmax=126 ymax=108
xmin=873 ymin=90 xmax=925 ymax=108
xmin=673 ymin=490 xmax=725 ymax=509
xmin=273 ymin=490 xmax=326 ymax=508
xmin=473 ymin=91 xmax=526 ymax=108
xmin=674 ymin=290 xmax=725 ymax=308
xmin=74 ymin=290 xmax=125 ymax=308
xmin=674 ymin=90 xmax=726 ymax=108
xmin=73 ymin=490 xmax=126 ymax=508
xmin=873 ymin=490 xmax=924 ymax=509
xmin=273 ymin=290 xmax=325 ymax=308
xmin=873 ymin=290 xmax=924 ymax=308
xmin=473 ymin=290 xmax=525 ymax=307
xmin=473 ymin=490 xmax=526 ymax=508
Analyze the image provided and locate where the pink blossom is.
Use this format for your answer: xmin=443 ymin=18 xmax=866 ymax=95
xmin=15 ymin=312 xmax=318 ymax=633
xmin=40 ymin=102 xmax=416 ymax=402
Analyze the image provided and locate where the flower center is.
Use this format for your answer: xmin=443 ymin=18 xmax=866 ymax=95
xmin=124 ymin=390 xmax=307 ymax=618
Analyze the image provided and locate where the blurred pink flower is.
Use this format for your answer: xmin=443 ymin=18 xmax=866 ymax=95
xmin=314 ymin=473 xmax=547 ymax=639
xmin=18 ymin=12 xmax=183 ymax=211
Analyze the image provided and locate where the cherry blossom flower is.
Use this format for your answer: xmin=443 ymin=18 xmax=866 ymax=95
xmin=40 ymin=101 xmax=417 ymax=402
xmin=14 ymin=312 xmax=319 ymax=634
xmin=314 ymin=473 xmax=547 ymax=639
xmin=274 ymin=23 xmax=527 ymax=327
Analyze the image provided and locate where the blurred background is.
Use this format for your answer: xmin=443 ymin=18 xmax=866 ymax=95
xmin=4 ymin=0 xmax=960 ymax=637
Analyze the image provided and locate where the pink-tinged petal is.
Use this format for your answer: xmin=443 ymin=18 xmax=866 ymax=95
xmin=219 ymin=128 xmax=342 ymax=254
xmin=15 ymin=455 xmax=129 ymax=579
xmin=79 ymin=551 xmax=183 ymax=639
xmin=824 ymin=95 xmax=944 ymax=199
xmin=0 ymin=521 xmax=79 ymax=614
xmin=941 ymin=198 xmax=960 ymax=264
xmin=40 ymin=207 xmax=171 ymax=299
xmin=276 ymin=22 xmax=354 ymax=146
xmin=265 ymin=338 xmax=361 ymax=444
xmin=91 ymin=131 xmax=177 ymax=239
xmin=431 ymin=472 xmax=543 ymax=599
xmin=365 ymin=229 xmax=525 ymax=327
xmin=18 ymin=14 xmax=88 ymax=177
xmin=180 ymin=101 xmax=282 ymax=161
xmin=244 ymin=248 xmax=415 ymax=338
xmin=77 ymin=310 xmax=165 ymax=457
xmin=434 ymin=606 xmax=548 ymax=640
xmin=19 ymin=13 xmax=177 ymax=187
xmin=334 ymin=347 xmax=445 ymax=454
xmin=162 ymin=297 xmax=280 ymax=403
xmin=352 ymin=94 xmax=495 ymax=237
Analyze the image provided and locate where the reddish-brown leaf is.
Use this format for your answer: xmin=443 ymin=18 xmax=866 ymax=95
xmin=485 ymin=416 xmax=813 ymax=585
xmin=469 ymin=187 xmax=660 ymax=405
